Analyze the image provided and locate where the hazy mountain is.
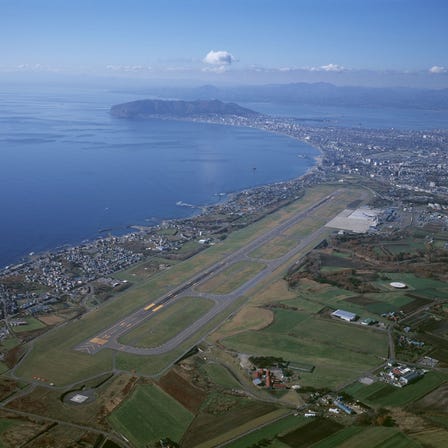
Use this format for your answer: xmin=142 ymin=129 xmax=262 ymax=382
xmin=113 ymin=83 xmax=448 ymax=110
xmin=110 ymin=99 xmax=260 ymax=118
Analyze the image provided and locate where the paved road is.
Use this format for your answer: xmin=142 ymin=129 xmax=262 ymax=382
xmin=75 ymin=190 xmax=348 ymax=356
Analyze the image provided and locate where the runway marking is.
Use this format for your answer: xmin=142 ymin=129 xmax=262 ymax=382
xmin=76 ymin=192 xmax=347 ymax=356
xmin=144 ymin=302 xmax=156 ymax=311
xmin=89 ymin=337 xmax=108 ymax=345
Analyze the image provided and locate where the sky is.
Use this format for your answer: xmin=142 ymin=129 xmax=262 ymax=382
xmin=1 ymin=0 xmax=448 ymax=87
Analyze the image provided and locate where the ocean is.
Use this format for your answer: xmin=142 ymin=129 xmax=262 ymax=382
xmin=2 ymin=85 xmax=446 ymax=269
xmin=241 ymin=102 xmax=448 ymax=130
xmin=0 ymin=87 xmax=318 ymax=268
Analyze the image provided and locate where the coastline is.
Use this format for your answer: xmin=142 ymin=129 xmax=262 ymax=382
xmin=0 ymin=116 xmax=322 ymax=274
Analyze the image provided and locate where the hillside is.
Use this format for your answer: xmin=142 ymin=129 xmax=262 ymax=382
xmin=110 ymin=99 xmax=260 ymax=118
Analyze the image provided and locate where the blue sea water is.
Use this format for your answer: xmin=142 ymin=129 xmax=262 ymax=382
xmin=241 ymin=102 xmax=448 ymax=130
xmin=0 ymin=87 xmax=319 ymax=268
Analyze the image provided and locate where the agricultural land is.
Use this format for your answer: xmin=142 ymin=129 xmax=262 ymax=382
xmin=1 ymin=170 xmax=448 ymax=447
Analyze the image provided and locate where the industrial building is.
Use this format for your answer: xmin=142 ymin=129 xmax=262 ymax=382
xmin=331 ymin=309 xmax=358 ymax=322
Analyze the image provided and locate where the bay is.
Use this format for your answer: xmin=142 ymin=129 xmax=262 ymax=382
xmin=0 ymin=87 xmax=318 ymax=268
xmin=241 ymin=102 xmax=448 ymax=130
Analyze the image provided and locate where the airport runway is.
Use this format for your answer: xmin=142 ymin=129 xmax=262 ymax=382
xmin=75 ymin=190 xmax=346 ymax=356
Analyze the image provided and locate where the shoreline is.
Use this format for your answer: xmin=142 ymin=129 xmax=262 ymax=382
xmin=0 ymin=117 xmax=322 ymax=274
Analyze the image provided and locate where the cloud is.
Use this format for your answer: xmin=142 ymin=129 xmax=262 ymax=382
xmin=15 ymin=63 xmax=63 ymax=72
xmin=202 ymin=65 xmax=227 ymax=73
xmin=106 ymin=64 xmax=151 ymax=72
xmin=429 ymin=65 xmax=447 ymax=74
xmin=203 ymin=50 xmax=235 ymax=66
xmin=318 ymin=63 xmax=346 ymax=72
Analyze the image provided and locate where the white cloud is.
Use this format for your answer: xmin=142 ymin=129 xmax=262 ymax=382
xmin=203 ymin=50 xmax=235 ymax=66
xmin=15 ymin=63 xmax=62 ymax=72
xmin=429 ymin=65 xmax=447 ymax=74
xmin=202 ymin=65 xmax=227 ymax=73
xmin=318 ymin=63 xmax=346 ymax=72
xmin=106 ymin=64 xmax=151 ymax=72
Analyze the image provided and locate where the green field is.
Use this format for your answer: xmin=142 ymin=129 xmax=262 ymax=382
xmin=197 ymin=261 xmax=266 ymax=294
xmin=224 ymin=414 xmax=308 ymax=448
xmin=203 ymin=363 xmax=242 ymax=389
xmin=382 ymin=239 xmax=426 ymax=255
xmin=249 ymin=235 xmax=297 ymax=260
xmin=281 ymin=281 xmax=366 ymax=316
xmin=386 ymin=273 xmax=448 ymax=290
xmin=310 ymin=426 xmax=364 ymax=448
xmin=362 ymin=293 xmax=414 ymax=315
xmin=11 ymin=317 xmax=46 ymax=333
xmin=345 ymin=371 xmax=447 ymax=406
xmin=108 ymin=383 xmax=194 ymax=447
xmin=114 ymin=295 xmax=249 ymax=377
xmin=222 ymin=308 xmax=388 ymax=388
xmin=313 ymin=426 xmax=421 ymax=448
xmin=412 ymin=428 xmax=448 ymax=447
xmin=119 ymin=297 xmax=214 ymax=348
xmin=0 ymin=418 xmax=18 ymax=448
xmin=14 ymin=184 xmax=367 ymax=385
xmin=193 ymin=408 xmax=291 ymax=448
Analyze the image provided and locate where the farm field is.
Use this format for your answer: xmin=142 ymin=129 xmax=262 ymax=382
xmin=224 ymin=414 xmax=308 ymax=448
xmin=118 ymin=297 xmax=215 ymax=348
xmin=344 ymin=371 xmax=447 ymax=406
xmin=385 ymin=273 xmax=448 ymax=291
xmin=313 ymin=426 xmax=420 ymax=448
xmin=277 ymin=418 xmax=344 ymax=447
xmin=158 ymin=370 xmax=207 ymax=413
xmin=0 ymin=418 xmax=19 ymax=447
xmin=222 ymin=307 xmax=388 ymax=388
xmin=108 ymin=383 xmax=194 ymax=447
xmin=192 ymin=409 xmax=291 ymax=448
xmin=202 ymin=363 xmax=242 ymax=389
xmin=310 ymin=426 xmax=364 ymax=448
xmin=411 ymin=428 xmax=448 ymax=448
xmin=181 ymin=397 xmax=281 ymax=448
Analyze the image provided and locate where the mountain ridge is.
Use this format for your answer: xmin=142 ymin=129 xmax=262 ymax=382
xmin=110 ymin=99 xmax=260 ymax=118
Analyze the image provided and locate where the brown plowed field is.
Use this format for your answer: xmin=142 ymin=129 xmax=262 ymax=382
xmin=278 ymin=418 xmax=343 ymax=447
xmin=158 ymin=370 xmax=206 ymax=413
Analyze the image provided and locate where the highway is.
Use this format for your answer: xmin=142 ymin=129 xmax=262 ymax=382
xmin=75 ymin=190 xmax=347 ymax=356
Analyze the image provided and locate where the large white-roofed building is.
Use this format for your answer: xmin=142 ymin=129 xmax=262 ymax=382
xmin=331 ymin=309 xmax=358 ymax=322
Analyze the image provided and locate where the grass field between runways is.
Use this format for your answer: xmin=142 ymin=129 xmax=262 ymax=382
xmin=118 ymin=296 xmax=215 ymax=348
xmin=196 ymin=261 xmax=266 ymax=294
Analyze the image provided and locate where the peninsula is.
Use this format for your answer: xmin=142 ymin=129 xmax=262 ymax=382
xmin=110 ymin=98 xmax=261 ymax=119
